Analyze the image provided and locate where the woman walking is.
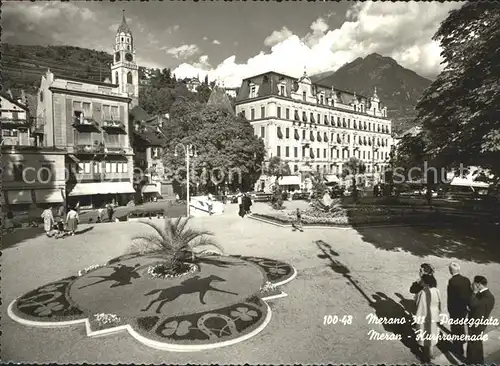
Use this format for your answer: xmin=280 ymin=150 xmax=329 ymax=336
xmin=66 ymin=207 xmax=79 ymax=236
xmin=41 ymin=206 xmax=55 ymax=237
xmin=415 ymin=274 xmax=442 ymax=362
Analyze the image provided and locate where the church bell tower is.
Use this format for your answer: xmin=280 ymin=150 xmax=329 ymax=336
xmin=111 ymin=10 xmax=139 ymax=108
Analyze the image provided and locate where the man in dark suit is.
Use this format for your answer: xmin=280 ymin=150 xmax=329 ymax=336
xmin=447 ymin=262 xmax=472 ymax=357
xmin=466 ymin=275 xmax=495 ymax=365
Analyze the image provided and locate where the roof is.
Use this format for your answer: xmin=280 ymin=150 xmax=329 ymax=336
xmin=396 ymin=125 xmax=422 ymax=138
xmin=0 ymin=92 xmax=29 ymax=110
xmin=207 ymin=86 xmax=234 ymax=114
xmin=136 ymin=130 xmax=165 ymax=146
xmin=53 ymin=73 xmax=118 ymax=87
xmin=117 ymin=11 xmax=132 ymax=34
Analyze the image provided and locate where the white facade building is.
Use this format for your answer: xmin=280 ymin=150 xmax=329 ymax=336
xmin=234 ymin=71 xmax=393 ymax=191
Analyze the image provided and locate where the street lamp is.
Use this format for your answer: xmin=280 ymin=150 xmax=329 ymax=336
xmin=174 ymin=143 xmax=197 ymax=217
xmin=372 ymin=137 xmax=379 ymax=185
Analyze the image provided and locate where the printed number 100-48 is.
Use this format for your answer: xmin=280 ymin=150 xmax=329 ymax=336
xmin=323 ymin=315 xmax=353 ymax=325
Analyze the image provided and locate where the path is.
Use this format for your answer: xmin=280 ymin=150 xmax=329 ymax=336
xmin=2 ymin=202 xmax=500 ymax=364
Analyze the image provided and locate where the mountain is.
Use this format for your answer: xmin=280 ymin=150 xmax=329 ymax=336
xmin=311 ymin=53 xmax=432 ymax=134
xmin=1 ymin=44 xmax=152 ymax=94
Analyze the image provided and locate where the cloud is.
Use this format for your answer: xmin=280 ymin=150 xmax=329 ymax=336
xmin=165 ymin=24 xmax=180 ymax=34
xmin=174 ymin=2 xmax=462 ymax=87
xmin=264 ymin=26 xmax=293 ymax=47
xmin=203 ymin=36 xmax=208 ymax=41
xmin=212 ymin=39 xmax=221 ymax=45
xmin=166 ymin=44 xmax=200 ymax=59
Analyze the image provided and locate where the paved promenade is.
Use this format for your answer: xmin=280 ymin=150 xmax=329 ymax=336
xmin=2 ymin=202 xmax=500 ymax=364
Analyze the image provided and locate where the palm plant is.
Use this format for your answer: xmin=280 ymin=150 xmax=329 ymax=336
xmin=131 ymin=216 xmax=224 ymax=271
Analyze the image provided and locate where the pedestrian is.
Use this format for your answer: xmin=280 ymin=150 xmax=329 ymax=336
xmin=54 ymin=218 xmax=66 ymax=239
xmin=97 ymin=206 xmax=104 ymax=223
xmin=466 ymin=275 xmax=495 ymax=365
xmin=75 ymin=201 xmax=80 ymax=214
xmin=41 ymin=206 xmax=55 ymax=237
xmin=106 ymin=202 xmax=114 ymax=222
xmin=237 ymin=193 xmax=245 ymax=218
xmin=410 ymin=263 xmax=436 ymax=298
xmin=58 ymin=205 xmax=65 ymax=219
xmin=415 ymin=274 xmax=442 ymax=362
xmin=4 ymin=210 xmax=14 ymax=233
xmin=66 ymin=207 xmax=79 ymax=236
xmin=243 ymin=193 xmax=252 ymax=214
xmin=293 ymin=208 xmax=303 ymax=232
xmin=175 ymin=193 xmax=180 ymax=203
xmin=447 ymin=262 xmax=472 ymax=358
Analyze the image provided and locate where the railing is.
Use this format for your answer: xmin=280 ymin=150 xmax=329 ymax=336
xmin=102 ymin=120 xmax=125 ymax=129
xmin=75 ymin=144 xmax=105 ymax=154
xmin=73 ymin=117 xmax=99 ymax=127
xmin=92 ymin=173 xmax=105 ymax=181
xmin=1 ymin=118 xmax=28 ymax=126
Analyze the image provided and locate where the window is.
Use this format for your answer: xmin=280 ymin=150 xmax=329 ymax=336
xmin=316 ymin=165 xmax=320 ymax=172
xmin=323 ymin=149 xmax=326 ymax=158
xmin=285 ymin=146 xmax=289 ymax=157
xmin=152 ymin=147 xmax=159 ymax=158
xmin=277 ymin=146 xmax=281 ymax=157
xmin=103 ymin=105 xmax=111 ymax=120
xmin=277 ymin=106 xmax=281 ymax=118
xmin=302 ymin=146 xmax=306 ymax=157
xmin=320 ymin=95 xmax=324 ymax=104
xmin=294 ymin=147 xmax=298 ymax=158
xmin=302 ymin=130 xmax=306 ymax=139
xmin=280 ymin=85 xmax=285 ymax=96
xmin=302 ymin=111 xmax=307 ymax=122
xmin=337 ymin=117 xmax=340 ymax=126
xmin=251 ymin=109 xmax=255 ymax=120
xmin=302 ymin=91 xmax=306 ymax=101
xmin=294 ymin=165 xmax=298 ymax=172
xmin=111 ymin=106 xmax=119 ymax=119
xmin=368 ymin=122 xmax=371 ymax=131
xmin=111 ymin=162 xmax=117 ymax=173
xmin=73 ymin=101 xmax=82 ymax=111
xmin=13 ymin=164 xmax=23 ymax=181
xmin=261 ymin=106 xmax=266 ymax=118
xmin=123 ymin=162 xmax=128 ymax=173
xmin=105 ymin=133 xmax=119 ymax=146
xmin=115 ymin=71 xmax=119 ymax=84
xmin=82 ymin=102 xmax=91 ymax=117
xmin=241 ymin=110 xmax=246 ymax=118
xmin=259 ymin=126 xmax=265 ymax=138
xmin=250 ymin=86 xmax=256 ymax=98
xmin=317 ymin=114 xmax=320 ymax=123
xmin=286 ymin=108 xmax=290 ymax=119
xmin=368 ymin=151 xmax=371 ymax=160
xmin=285 ymin=128 xmax=289 ymax=138
xmin=363 ymin=151 xmax=366 ymax=160
xmin=39 ymin=92 xmax=44 ymax=102
xmin=317 ymin=148 xmax=320 ymax=157
xmin=310 ymin=113 xmax=314 ymax=122
xmin=84 ymin=162 xmax=91 ymax=174
xmin=127 ymin=72 xmax=133 ymax=84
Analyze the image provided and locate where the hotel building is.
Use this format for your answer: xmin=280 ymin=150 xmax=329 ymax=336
xmin=234 ymin=71 xmax=393 ymax=191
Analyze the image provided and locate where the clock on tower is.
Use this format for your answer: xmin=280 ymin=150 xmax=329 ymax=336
xmin=125 ymin=53 xmax=133 ymax=62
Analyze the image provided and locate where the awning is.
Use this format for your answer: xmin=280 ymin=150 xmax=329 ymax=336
xmin=278 ymin=176 xmax=301 ymax=186
xmin=35 ymin=189 xmax=64 ymax=203
xmin=141 ymin=184 xmax=159 ymax=194
xmin=324 ymin=175 xmax=340 ymax=184
xmin=67 ymin=154 xmax=80 ymax=163
xmin=450 ymin=177 xmax=489 ymax=188
xmin=7 ymin=190 xmax=33 ymax=204
xmin=69 ymin=182 xmax=135 ymax=196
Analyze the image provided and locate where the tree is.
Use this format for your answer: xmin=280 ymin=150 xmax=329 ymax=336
xmin=162 ymin=104 xmax=265 ymax=195
xmin=131 ymin=217 xmax=223 ymax=272
xmin=342 ymin=157 xmax=366 ymax=202
xmin=415 ymin=2 xmax=500 ymax=183
xmin=139 ymin=84 xmax=194 ymax=115
xmin=267 ymin=156 xmax=291 ymax=183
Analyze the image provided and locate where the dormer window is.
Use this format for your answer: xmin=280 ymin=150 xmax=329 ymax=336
xmin=302 ymin=91 xmax=306 ymax=102
xmin=250 ymin=85 xmax=256 ymax=98
xmin=280 ymin=85 xmax=285 ymax=96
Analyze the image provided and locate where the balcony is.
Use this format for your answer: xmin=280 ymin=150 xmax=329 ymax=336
xmin=102 ymin=119 xmax=126 ymax=131
xmin=75 ymin=144 xmax=105 ymax=154
xmin=92 ymin=173 xmax=105 ymax=182
xmin=72 ymin=116 xmax=99 ymax=130
xmin=1 ymin=117 xmax=29 ymax=128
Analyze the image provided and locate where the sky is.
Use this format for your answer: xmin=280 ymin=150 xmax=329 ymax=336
xmin=2 ymin=1 xmax=463 ymax=87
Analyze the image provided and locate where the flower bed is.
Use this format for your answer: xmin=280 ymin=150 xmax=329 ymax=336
xmin=147 ymin=262 xmax=199 ymax=279
xmin=90 ymin=313 xmax=121 ymax=331
xmin=78 ymin=264 xmax=107 ymax=277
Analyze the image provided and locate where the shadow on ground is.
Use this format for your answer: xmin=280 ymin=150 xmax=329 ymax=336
xmin=2 ymin=227 xmax=46 ymax=250
xmin=352 ymin=222 xmax=500 ymax=264
xmin=315 ymin=239 xmax=458 ymax=363
xmin=340 ymin=198 xmax=500 ymax=264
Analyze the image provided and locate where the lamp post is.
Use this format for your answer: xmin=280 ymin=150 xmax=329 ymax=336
xmin=174 ymin=143 xmax=197 ymax=217
xmin=372 ymin=136 xmax=379 ymax=186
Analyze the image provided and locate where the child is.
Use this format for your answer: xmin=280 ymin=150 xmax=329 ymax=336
xmin=55 ymin=219 xmax=66 ymax=239
xmin=293 ymin=208 xmax=304 ymax=232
